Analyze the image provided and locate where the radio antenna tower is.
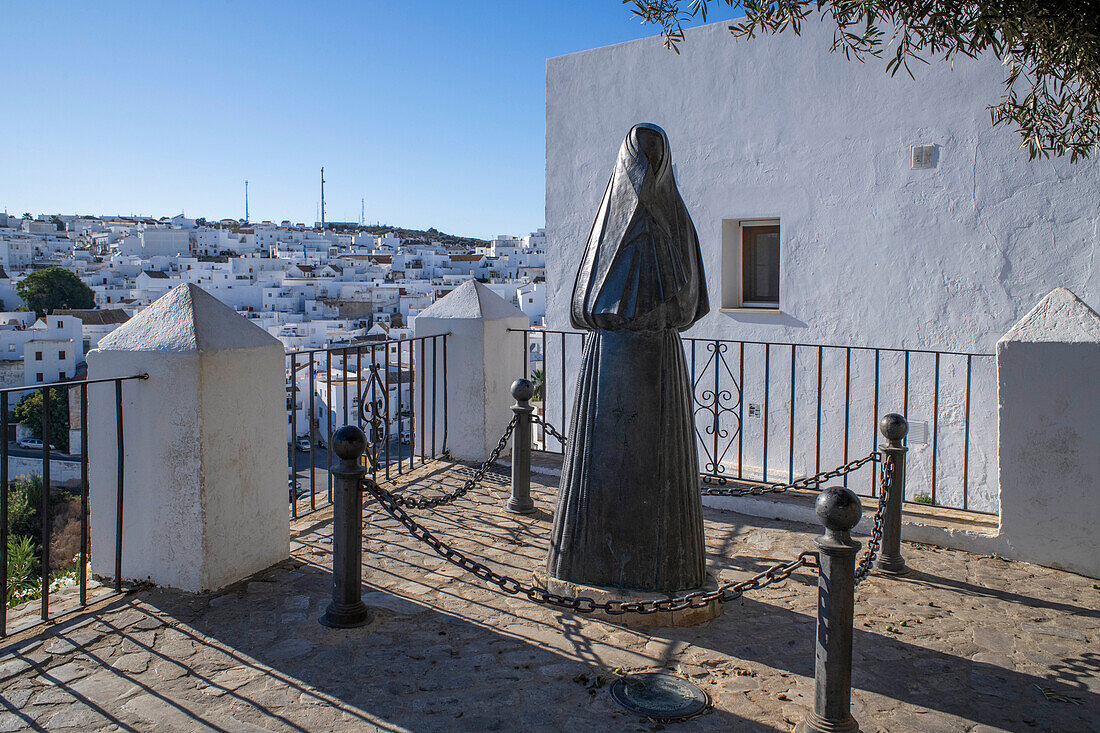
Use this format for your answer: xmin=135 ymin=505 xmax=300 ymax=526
xmin=360 ymin=198 xmax=365 ymax=226
xmin=244 ymin=180 xmax=249 ymax=222
xmin=320 ymin=167 xmax=326 ymax=230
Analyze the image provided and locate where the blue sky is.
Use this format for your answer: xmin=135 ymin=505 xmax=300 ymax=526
xmin=1 ymin=1 xmax=722 ymax=239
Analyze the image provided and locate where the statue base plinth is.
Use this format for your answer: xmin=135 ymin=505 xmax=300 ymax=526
xmin=534 ymin=571 xmax=723 ymax=627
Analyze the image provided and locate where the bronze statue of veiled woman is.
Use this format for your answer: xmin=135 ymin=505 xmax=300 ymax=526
xmin=546 ymin=123 xmax=709 ymax=593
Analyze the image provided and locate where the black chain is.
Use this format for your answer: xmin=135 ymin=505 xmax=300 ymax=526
xmin=381 ymin=416 xmax=517 ymax=509
xmin=364 ymin=478 xmax=817 ymax=614
xmin=525 ymin=415 xmax=880 ymax=501
xmin=376 ymin=413 xmax=888 ymax=598
xmin=700 ymin=452 xmax=880 ymax=496
xmin=530 ymin=413 xmax=568 ymax=446
xmin=854 ymin=453 xmax=893 ymax=584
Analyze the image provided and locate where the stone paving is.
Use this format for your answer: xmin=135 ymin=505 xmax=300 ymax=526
xmin=0 ymin=460 xmax=1097 ymax=732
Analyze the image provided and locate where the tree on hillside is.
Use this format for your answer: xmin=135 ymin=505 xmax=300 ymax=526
xmin=627 ymin=1 xmax=1100 ymax=161
xmin=16 ymin=267 xmax=95 ymax=317
xmin=13 ymin=389 xmax=70 ymax=450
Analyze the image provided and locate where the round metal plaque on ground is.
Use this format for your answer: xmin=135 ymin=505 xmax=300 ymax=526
xmin=610 ymin=673 xmax=711 ymax=722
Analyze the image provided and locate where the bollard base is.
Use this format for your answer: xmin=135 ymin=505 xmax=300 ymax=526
xmin=534 ymin=571 xmax=722 ymax=627
xmin=872 ymin=556 xmax=909 ymax=576
xmin=504 ymin=497 xmax=536 ymax=514
xmin=319 ymin=601 xmax=372 ymax=629
xmin=796 ymin=711 xmax=860 ymax=733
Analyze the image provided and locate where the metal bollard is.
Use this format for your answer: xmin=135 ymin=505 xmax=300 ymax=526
xmin=319 ymin=425 xmax=372 ymax=629
xmin=798 ymin=486 xmax=863 ymax=733
xmin=504 ymin=378 xmax=536 ymax=514
xmin=874 ymin=414 xmax=909 ymax=575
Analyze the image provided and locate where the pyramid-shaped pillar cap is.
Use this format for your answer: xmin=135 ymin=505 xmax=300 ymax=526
xmin=416 ymin=280 xmax=526 ymax=322
xmin=1000 ymin=287 xmax=1100 ymax=345
xmin=96 ymin=283 xmax=282 ymax=353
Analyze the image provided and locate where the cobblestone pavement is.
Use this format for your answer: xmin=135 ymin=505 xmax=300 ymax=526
xmin=0 ymin=460 xmax=1097 ymax=732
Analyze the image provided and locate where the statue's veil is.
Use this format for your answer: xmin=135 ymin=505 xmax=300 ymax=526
xmin=570 ymin=123 xmax=708 ymax=332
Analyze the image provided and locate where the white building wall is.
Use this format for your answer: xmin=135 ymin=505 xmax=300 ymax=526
xmin=545 ymin=21 xmax=1100 ymax=513
xmin=23 ymin=316 xmax=81 ymax=384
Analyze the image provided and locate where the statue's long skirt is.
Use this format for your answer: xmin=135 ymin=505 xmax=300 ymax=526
xmin=546 ymin=328 xmax=706 ymax=592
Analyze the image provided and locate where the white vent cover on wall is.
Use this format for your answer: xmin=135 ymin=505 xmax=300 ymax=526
xmin=906 ymin=419 xmax=930 ymax=445
xmin=911 ymin=144 xmax=937 ymax=169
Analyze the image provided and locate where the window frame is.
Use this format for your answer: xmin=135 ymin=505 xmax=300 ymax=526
xmin=720 ymin=217 xmax=783 ymax=312
xmin=740 ymin=223 xmax=781 ymax=309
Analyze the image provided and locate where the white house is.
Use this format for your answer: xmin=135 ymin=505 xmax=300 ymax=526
xmin=516 ymin=280 xmax=546 ymax=326
xmin=24 ymin=315 xmax=82 ymax=384
xmin=54 ymin=308 xmax=131 ymax=351
xmin=0 ymin=233 xmax=35 ymax=270
xmin=118 ymin=228 xmax=189 ymax=258
xmin=545 ymin=21 xmax=1100 ymax=514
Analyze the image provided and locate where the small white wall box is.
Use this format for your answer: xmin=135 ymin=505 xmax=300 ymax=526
xmin=912 ymin=144 xmax=937 ymax=169
xmin=906 ymin=419 xmax=929 ymax=445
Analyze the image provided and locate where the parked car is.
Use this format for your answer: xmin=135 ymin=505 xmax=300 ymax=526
xmin=295 ymin=436 xmax=311 ymax=453
xmin=17 ymin=438 xmax=55 ymax=451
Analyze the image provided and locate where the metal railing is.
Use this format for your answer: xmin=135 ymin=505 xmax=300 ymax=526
xmin=0 ymin=373 xmax=146 ymax=637
xmin=285 ymin=334 xmax=448 ymax=518
xmin=516 ymin=329 xmax=996 ymax=515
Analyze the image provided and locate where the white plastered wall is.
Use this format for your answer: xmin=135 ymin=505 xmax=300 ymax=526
xmin=995 ymin=288 xmax=1100 ymax=578
xmin=87 ymin=284 xmax=289 ymax=592
xmin=415 ymin=282 xmax=528 ymax=463
xmin=545 ymin=20 xmax=1100 ymax=515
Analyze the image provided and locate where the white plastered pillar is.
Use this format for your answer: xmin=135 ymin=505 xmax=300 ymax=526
xmin=996 ymin=287 xmax=1100 ymax=579
xmin=87 ymin=283 xmax=289 ymax=592
xmin=414 ymin=280 xmax=529 ymax=462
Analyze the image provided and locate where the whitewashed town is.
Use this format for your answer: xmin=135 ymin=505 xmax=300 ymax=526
xmin=0 ymin=210 xmax=547 ymax=449
xmin=0 ymin=210 xmax=546 ymax=368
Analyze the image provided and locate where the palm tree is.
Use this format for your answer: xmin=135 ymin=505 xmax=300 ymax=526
xmin=530 ymin=368 xmax=545 ymax=403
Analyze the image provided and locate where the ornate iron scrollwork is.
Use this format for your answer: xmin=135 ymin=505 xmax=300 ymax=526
xmin=692 ymin=341 xmax=742 ymax=481
xmin=358 ymin=362 xmax=388 ymax=473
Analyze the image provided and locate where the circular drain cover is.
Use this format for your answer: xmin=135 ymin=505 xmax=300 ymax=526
xmin=610 ymin=673 xmax=710 ymax=722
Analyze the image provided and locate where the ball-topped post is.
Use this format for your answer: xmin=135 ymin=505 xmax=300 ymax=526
xmin=798 ymin=485 xmax=863 ymax=733
xmin=874 ymin=413 xmax=909 ymax=576
xmin=332 ymin=425 xmax=367 ymax=462
xmin=320 ymin=424 xmax=372 ymax=629
xmin=505 ymin=378 xmax=536 ymax=514
xmin=816 ymin=485 xmax=863 ymax=537
xmin=511 ymin=378 xmax=535 ymax=403
xmin=879 ymin=413 xmax=908 ymax=445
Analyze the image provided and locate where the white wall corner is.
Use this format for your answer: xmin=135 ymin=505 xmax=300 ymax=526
xmin=996 ymin=287 xmax=1100 ymax=578
xmin=87 ymin=283 xmax=289 ymax=592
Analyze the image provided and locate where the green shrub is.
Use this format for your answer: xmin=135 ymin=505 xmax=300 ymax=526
xmin=7 ymin=475 xmax=43 ymax=542
xmin=6 ymin=536 xmax=40 ymax=607
xmin=12 ymin=390 xmax=70 ymax=451
xmin=913 ymin=493 xmax=935 ymax=506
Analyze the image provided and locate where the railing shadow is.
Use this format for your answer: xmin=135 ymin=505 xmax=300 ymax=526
xmin=900 ymin=569 xmax=1100 ymax=619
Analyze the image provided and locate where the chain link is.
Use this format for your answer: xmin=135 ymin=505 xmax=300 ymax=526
xmin=530 ymin=413 xmax=568 ymax=446
xmin=525 ymin=414 xmax=880 ymax=501
xmin=364 ymin=478 xmax=817 ymax=614
xmin=376 ymin=412 xmax=890 ymax=597
xmin=854 ymin=453 xmax=893 ymax=584
xmin=700 ymin=452 xmax=880 ymax=497
xmin=382 ymin=416 xmax=517 ymax=509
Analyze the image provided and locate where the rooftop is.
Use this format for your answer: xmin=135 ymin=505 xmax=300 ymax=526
xmin=54 ymin=308 xmax=131 ymax=326
xmin=1 ymin=461 xmax=1095 ymax=731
